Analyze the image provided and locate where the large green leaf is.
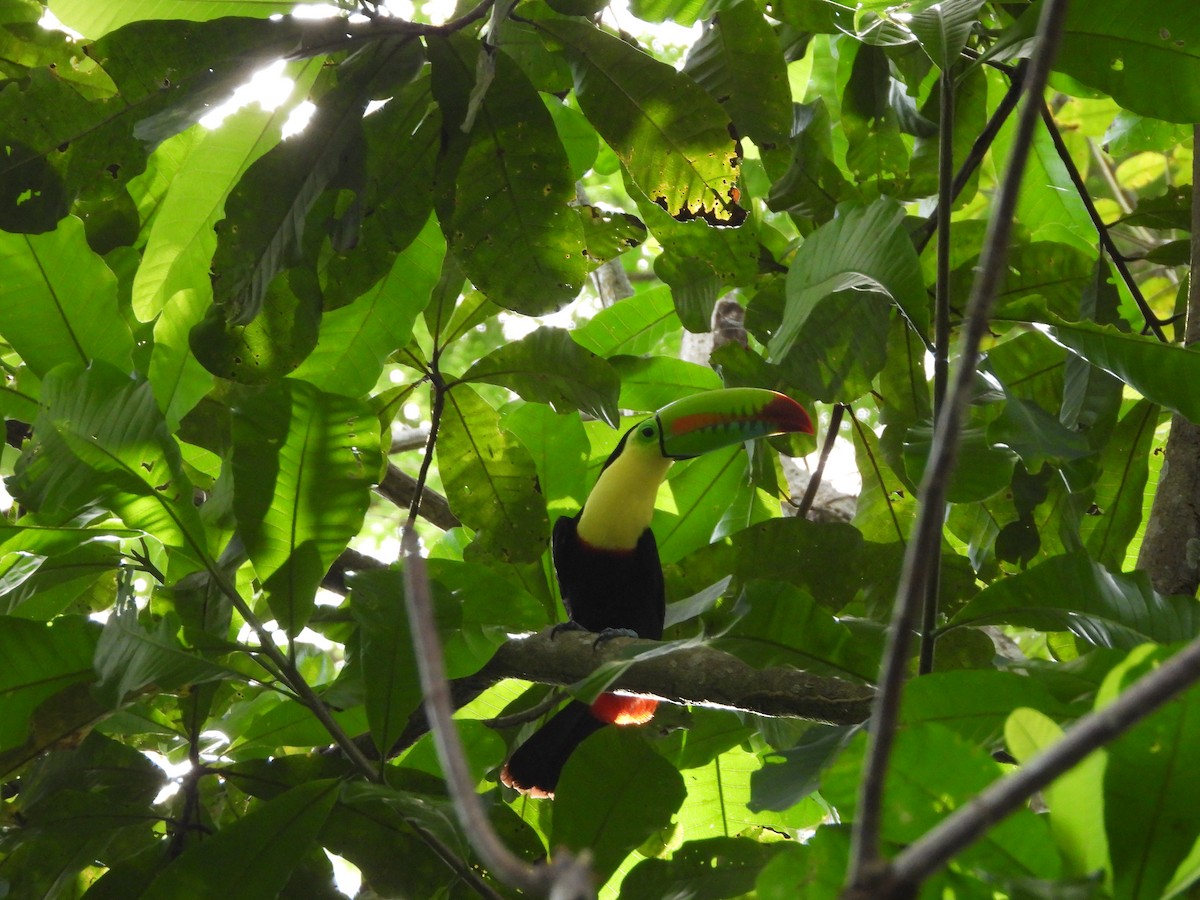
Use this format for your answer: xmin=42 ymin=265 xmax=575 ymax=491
xmin=554 ymin=728 xmax=687 ymax=882
xmin=209 ymin=59 xmax=374 ymax=324
xmin=946 ymin=552 xmax=1200 ymax=648
xmin=232 ymin=380 xmax=383 ymax=635
xmin=131 ymin=97 xmax=303 ymax=321
xmin=900 ymin=670 xmax=1073 ymax=746
xmin=1044 ymin=319 xmax=1200 ymax=424
xmin=716 ymin=580 xmax=881 ymax=682
xmin=571 ymin=285 xmax=680 ymax=357
xmin=291 ymin=215 xmax=444 ymax=397
xmin=141 ymin=779 xmax=340 ymax=900
xmin=837 ymin=44 xmax=911 ymax=185
xmin=908 ymin=0 xmax=986 ymax=69
xmin=10 ymin=362 xmax=209 ymax=574
xmin=437 ymin=384 xmax=550 ymax=563
xmin=768 ymin=198 xmax=929 ymax=363
xmin=823 ymin=725 xmax=1062 ymax=879
xmin=460 ymin=326 xmax=621 ymax=427
xmin=611 ymin=356 xmax=724 ymax=412
xmin=537 ymin=17 xmax=744 ymax=225
xmin=49 ymin=0 xmax=290 ymax=37
xmin=93 ymin=601 xmax=232 ymax=708
xmin=0 ymin=615 xmax=98 ymax=752
xmin=1056 ymin=0 xmax=1200 ymax=124
xmin=428 ymin=35 xmax=587 ymax=315
xmin=683 ymin=0 xmax=792 ymax=147
xmin=0 ymin=216 xmax=133 ymax=375
xmin=623 ymin=837 xmax=783 ymax=900
xmin=1098 ymin=645 xmax=1200 ymax=899
xmin=1006 ymin=708 xmax=1110 ymax=881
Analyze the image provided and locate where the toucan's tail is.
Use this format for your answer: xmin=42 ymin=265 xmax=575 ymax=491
xmin=499 ymin=695 xmax=658 ymax=799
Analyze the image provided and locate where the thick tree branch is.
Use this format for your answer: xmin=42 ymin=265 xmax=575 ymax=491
xmin=378 ymin=462 xmax=461 ymax=531
xmin=387 ymin=630 xmax=875 ymax=754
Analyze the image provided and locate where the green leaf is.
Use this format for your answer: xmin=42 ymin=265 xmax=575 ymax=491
xmin=1006 ymin=708 xmax=1110 ymax=881
xmin=1081 ymin=399 xmax=1158 ymax=569
xmin=437 ymin=384 xmax=550 ymax=563
xmin=1098 ymin=644 xmax=1200 ymax=899
xmin=683 ymin=0 xmax=792 ymax=147
xmin=291 ymin=216 xmax=444 ymax=397
xmin=189 ymin=270 xmax=321 ymax=384
xmin=768 ymin=199 xmax=928 ymax=363
xmin=537 ymin=18 xmax=744 ymax=225
xmin=1057 ymin=0 xmax=1200 ymax=124
xmin=232 ymin=380 xmax=383 ymax=635
xmin=611 ymin=356 xmax=724 ymax=412
xmin=141 ymin=779 xmax=340 ymax=900
xmin=946 ymin=552 xmax=1200 ymax=649
xmin=0 ymin=216 xmax=133 ymax=376
xmin=572 ymin=285 xmax=680 ymax=357
xmin=901 ymin=670 xmax=1073 ymax=747
xmin=49 ymin=0 xmax=291 ymax=37
xmin=756 ymin=828 xmax=851 ymax=900
xmin=428 ymin=35 xmax=587 ymax=315
xmin=1043 ymin=319 xmax=1200 ymax=424
xmin=0 ymin=615 xmax=98 ymax=751
xmin=908 ymin=0 xmax=985 ymax=70
xmin=553 ymin=728 xmax=687 ymax=882
xmin=460 ymin=326 xmax=621 ymax=427
xmin=210 ymin=62 xmax=373 ymax=324
xmin=751 ymin=725 xmax=860 ymax=813
xmin=838 ymin=44 xmax=911 ymax=185
xmin=623 ymin=837 xmax=782 ymax=900
xmin=93 ymin=600 xmax=232 ymax=707
xmin=148 ymin=287 xmax=213 ymax=430
xmin=716 ymin=580 xmax=880 ymax=681
xmin=10 ymin=362 xmax=209 ymax=574
xmin=576 ymin=204 xmax=647 ymax=267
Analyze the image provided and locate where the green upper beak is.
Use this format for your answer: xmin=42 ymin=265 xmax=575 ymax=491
xmin=655 ymin=388 xmax=814 ymax=459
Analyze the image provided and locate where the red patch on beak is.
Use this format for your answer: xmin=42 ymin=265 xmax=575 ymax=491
xmin=763 ymin=394 xmax=814 ymax=435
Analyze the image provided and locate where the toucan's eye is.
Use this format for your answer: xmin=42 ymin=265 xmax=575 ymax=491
xmin=641 ymin=425 xmax=654 ymax=438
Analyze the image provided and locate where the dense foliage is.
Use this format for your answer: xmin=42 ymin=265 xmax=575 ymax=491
xmin=0 ymin=0 xmax=1198 ymax=896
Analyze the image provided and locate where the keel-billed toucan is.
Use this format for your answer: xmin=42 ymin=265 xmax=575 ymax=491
xmin=500 ymin=388 xmax=814 ymax=798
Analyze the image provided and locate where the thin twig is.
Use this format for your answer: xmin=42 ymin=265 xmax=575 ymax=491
xmin=845 ymin=0 xmax=1072 ymax=893
xmin=287 ymin=0 xmax=499 ymax=60
xmin=891 ymin=635 xmax=1200 ymax=889
xmin=918 ymin=64 xmax=957 ymax=678
xmin=1037 ymin=104 xmax=1168 ymax=339
xmin=794 ymin=403 xmax=847 ymax=519
xmin=402 ymin=529 xmax=596 ymax=899
xmin=406 ymin=375 xmax=448 ymax=532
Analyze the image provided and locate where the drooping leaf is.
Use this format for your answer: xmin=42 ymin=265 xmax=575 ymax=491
xmin=768 ymin=198 xmax=929 ymax=363
xmin=460 ymin=326 xmax=621 ymax=427
xmin=10 ymin=362 xmax=209 ymax=574
xmin=291 ymin=215 xmax=444 ymax=397
xmin=0 ymin=216 xmax=133 ymax=376
xmin=1044 ymin=319 xmax=1200 ymax=424
xmin=537 ymin=17 xmax=745 ymax=226
xmin=93 ymin=600 xmax=232 ymax=708
xmin=1056 ymin=0 xmax=1200 ymax=124
xmin=209 ymin=57 xmax=375 ymax=324
xmin=232 ymin=380 xmax=383 ymax=635
xmin=554 ymin=728 xmax=687 ymax=881
xmin=611 ymin=356 xmax=724 ymax=412
xmin=838 ymin=44 xmax=911 ymax=185
xmin=437 ymin=384 xmax=550 ymax=563
xmin=683 ymin=0 xmax=792 ymax=148
xmin=947 ymin=552 xmax=1200 ymax=648
xmin=428 ymin=34 xmax=587 ymax=315
xmin=140 ymin=779 xmax=340 ymax=900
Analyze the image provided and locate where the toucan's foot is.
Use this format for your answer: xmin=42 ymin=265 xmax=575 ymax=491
xmin=592 ymin=627 xmax=639 ymax=649
xmin=549 ymin=620 xmax=587 ymax=639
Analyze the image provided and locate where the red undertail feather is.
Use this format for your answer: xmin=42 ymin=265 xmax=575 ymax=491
xmin=589 ymin=693 xmax=658 ymax=726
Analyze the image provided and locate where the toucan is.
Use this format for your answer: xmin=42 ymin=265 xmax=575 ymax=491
xmin=499 ymin=388 xmax=815 ymax=798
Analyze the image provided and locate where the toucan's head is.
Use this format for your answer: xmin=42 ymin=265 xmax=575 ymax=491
xmin=605 ymin=388 xmax=815 ymax=469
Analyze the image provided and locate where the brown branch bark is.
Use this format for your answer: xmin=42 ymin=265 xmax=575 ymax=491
xmin=1136 ymin=125 xmax=1200 ymax=597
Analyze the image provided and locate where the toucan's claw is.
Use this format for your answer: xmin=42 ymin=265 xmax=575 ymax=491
xmin=550 ymin=621 xmax=587 ymax=640
xmin=592 ymin=627 xmax=639 ymax=649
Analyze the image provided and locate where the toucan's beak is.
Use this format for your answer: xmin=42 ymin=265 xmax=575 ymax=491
xmin=655 ymin=388 xmax=814 ymax=460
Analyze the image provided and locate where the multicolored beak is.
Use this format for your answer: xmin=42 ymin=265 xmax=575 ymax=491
xmin=655 ymin=388 xmax=814 ymax=460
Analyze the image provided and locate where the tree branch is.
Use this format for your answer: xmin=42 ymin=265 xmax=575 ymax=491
xmin=377 ymin=462 xmax=460 ymax=531
xmin=845 ymin=0 xmax=1072 ymax=892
